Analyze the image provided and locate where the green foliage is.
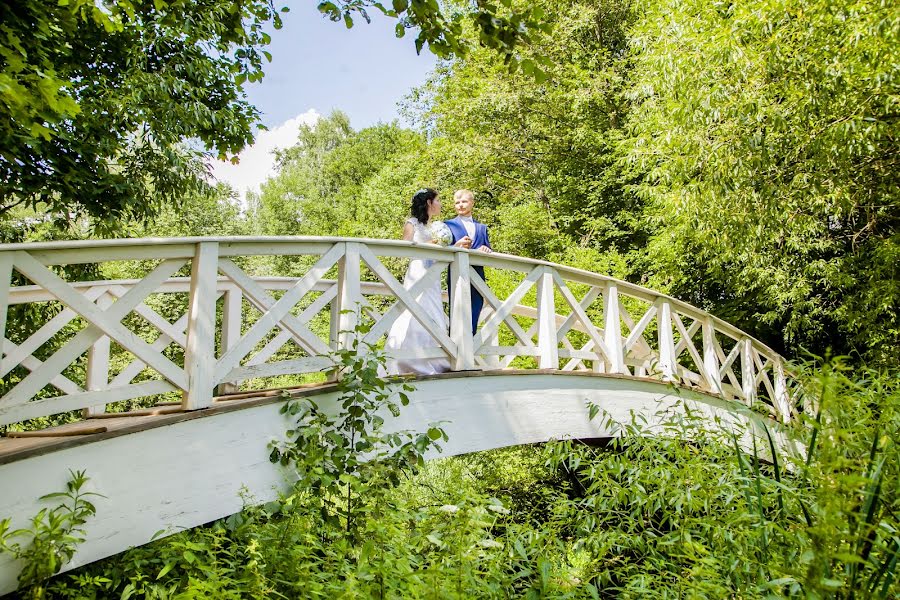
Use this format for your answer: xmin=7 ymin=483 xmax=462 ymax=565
xmin=268 ymin=316 xmax=448 ymax=537
xmin=623 ymin=0 xmax=900 ymax=364
xmin=252 ymin=111 xmax=427 ymax=243
xmin=41 ymin=362 xmax=899 ymax=599
xmin=0 ymin=0 xmax=284 ymax=226
xmin=0 ymin=470 xmax=103 ymax=599
xmin=318 ymin=0 xmax=552 ymax=66
xmin=400 ymin=0 xmax=643 ymax=260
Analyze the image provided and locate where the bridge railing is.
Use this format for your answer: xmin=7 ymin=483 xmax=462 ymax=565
xmin=0 ymin=237 xmax=797 ymax=429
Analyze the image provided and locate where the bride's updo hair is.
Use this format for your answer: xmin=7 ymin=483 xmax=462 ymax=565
xmin=410 ymin=188 xmax=438 ymax=224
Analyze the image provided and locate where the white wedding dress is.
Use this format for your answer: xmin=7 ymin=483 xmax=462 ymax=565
xmin=384 ymin=217 xmax=451 ymax=375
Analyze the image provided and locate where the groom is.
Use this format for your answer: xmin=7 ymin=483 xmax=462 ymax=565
xmin=446 ymin=189 xmax=492 ymax=335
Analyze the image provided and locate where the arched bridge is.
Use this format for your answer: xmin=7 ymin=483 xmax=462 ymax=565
xmin=0 ymin=237 xmax=801 ymax=594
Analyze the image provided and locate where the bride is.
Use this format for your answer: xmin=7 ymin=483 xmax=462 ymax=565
xmin=384 ymin=188 xmax=451 ymax=376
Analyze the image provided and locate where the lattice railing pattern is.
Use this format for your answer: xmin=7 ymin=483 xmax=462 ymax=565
xmin=0 ymin=238 xmax=796 ymax=428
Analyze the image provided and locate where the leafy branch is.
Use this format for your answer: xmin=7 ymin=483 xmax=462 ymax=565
xmin=0 ymin=470 xmax=104 ymax=599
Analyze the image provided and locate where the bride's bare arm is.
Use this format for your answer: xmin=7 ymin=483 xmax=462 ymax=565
xmin=401 ymin=222 xmax=415 ymax=241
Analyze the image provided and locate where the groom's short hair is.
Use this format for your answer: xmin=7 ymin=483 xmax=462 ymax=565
xmin=454 ymin=189 xmax=475 ymax=202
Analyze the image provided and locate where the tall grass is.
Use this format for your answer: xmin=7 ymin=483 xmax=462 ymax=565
xmin=19 ymin=360 xmax=899 ymax=599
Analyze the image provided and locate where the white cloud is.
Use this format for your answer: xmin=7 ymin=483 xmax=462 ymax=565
xmin=209 ymin=109 xmax=321 ymax=203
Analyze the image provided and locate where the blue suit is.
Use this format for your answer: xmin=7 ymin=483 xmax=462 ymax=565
xmin=445 ymin=217 xmax=491 ymax=335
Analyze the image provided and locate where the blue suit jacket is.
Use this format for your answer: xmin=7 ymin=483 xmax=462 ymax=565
xmin=445 ymin=217 xmax=491 ymax=251
xmin=445 ymin=217 xmax=491 ymax=335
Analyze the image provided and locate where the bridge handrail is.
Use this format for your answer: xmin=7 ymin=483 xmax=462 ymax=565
xmin=0 ymin=237 xmax=797 ymax=428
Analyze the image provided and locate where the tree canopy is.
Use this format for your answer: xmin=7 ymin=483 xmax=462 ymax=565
xmin=0 ymin=0 xmax=549 ymax=229
xmin=0 ymin=0 xmax=285 ymax=225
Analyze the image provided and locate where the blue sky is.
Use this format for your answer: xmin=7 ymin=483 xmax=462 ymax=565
xmin=248 ymin=3 xmax=439 ymax=129
xmin=211 ymin=3 xmax=438 ymax=200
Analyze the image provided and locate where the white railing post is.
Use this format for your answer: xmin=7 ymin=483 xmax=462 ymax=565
xmin=603 ymin=283 xmax=625 ymax=374
xmin=183 ymin=242 xmax=219 ymax=410
xmin=0 ymin=252 xmax=11 ymax=367
xmin=83 ymin=293 xmax=113 ymax=417
xmin=656 ymin=299 xmax=677 ymax=382
xmin=773 ymin=358 xmax=790 ymax=423
xmin=336 ymin=242 xmax=361 ymax=354
xmin=217 ymin=286 xmax=242 ymax=395
xmin=741 ymin=338 xmax=756 ymax=406
xmin=536 ymin=266 xmax=559 ymax=369
xmin=702 ymin=317 xmax=723 ymax=395
xmin=449 ymin=251 xmax=475 ymax=371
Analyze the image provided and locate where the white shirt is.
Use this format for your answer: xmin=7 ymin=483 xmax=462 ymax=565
xmin=459 ymin=215 xmax=476 ymax=239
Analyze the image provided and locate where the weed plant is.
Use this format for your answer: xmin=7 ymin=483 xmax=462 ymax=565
xmin=6 ymin=358 xmax=897 ymax=599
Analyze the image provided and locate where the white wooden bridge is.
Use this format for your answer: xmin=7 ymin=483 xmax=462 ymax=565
xmin=0 ymin=237 xmax=800 ymax=594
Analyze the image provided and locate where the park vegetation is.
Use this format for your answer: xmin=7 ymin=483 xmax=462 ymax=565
xmin=1 ymin=0 xmax=898 ymax=597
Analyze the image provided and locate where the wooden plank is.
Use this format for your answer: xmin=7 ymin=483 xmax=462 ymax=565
xmin=0 ymin=338 xmax=83 ymax=396
xmin=360 ymin=244 xmax=457 ymax=358
xmin=183 ymin=242 xmax=220 ymax=410
xmin=336 ymin=242 xmax=360 ymax=352
xmin=362 ymin=263 xmax=446 ymax=344
xmin=476 ymin=308 xmax=503 ymax=370
xmin=2 ymin=256 xmax=188 ymax=407
xmin=672 ymin=313 xmax=704 ymax=373
xmin=656 ymin=300 xmax=676 ymax=382
xmin=449 ymin=251 xmax=475 ymax=371
xmin=89 ymin=406 xmax=182 ymax=418
xmin=386 ymin=347 xmax=451 ymax=360
xmin=558 ymin=348 xmax=604 ymax=361
xmin=218 ymin=259 xmax=332 ymax=358
xmin=0 ymin=252 xmax=11 ymax=368
xmin=109 ymin=312 xmax=190 ymax=388
xmin=773 ymin=359 xmax=791 ymax=423
xmin=1 ymin=285 xmax=107 ymax=378
xmin=5 ymin=427 xmax=108 ymax=438
xmin=622 ymin=304 xmax=657 ymax=356
xmin=0 ymin=380 xmax=177 ymax=426
xmin=214 ymin=246 xmax=343 ymax=382
xmin=130 ymin=301 xmax=189 ymax=348
xmin=740 ymin=338 xmax=756 ymax=405
xmin=218 ymin=241 xmax=338 ymax=258
xmin=536 ymin=268 xmax=559 ymax=369
xmin=27 ymin=244 xmax=196 ymax=266
xmin=245 ymin=286 xmax=336 ymax=367
xmin=702 ymin=317 xmax=723 ymax=395
xmin=83 ymin=293 xmax=113 ymax=417
xmin=350 ymin=243 xmax=454 ymax=263
xmin=554 ymin=286 xmax=602 ymax=342
xmin=223 ymin=356 xmax=333 ymax=382
xmin=603 ymin=283 xmax=625 ymax=374
xmin=551 ymin=271 xmax=611 ymax=366
xmin=476 ymin=346 xmax=543 ymax=357
xmin=718 ymin=338 xmax=742 ymax=385
xmin=472 ymin=273 xmax=537 ymax=351
xmin=473 ymin=267 xmax=541 ymax=350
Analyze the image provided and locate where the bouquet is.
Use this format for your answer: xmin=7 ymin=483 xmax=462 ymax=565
xmin=429 ymin=220 xmax=453 ymax=247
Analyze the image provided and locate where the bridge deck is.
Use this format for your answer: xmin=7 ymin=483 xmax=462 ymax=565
xmin=1 ymin=370 xmax=646 ymax=465
xmin=0 ymin=381 xmax=334 ymax=465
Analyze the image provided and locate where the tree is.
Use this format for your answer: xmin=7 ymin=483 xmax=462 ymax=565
xmin=0 ymin=0 xmax=285 ymax=227
xmin=252 ymin=111 xmax=426 ymax=242
xmin=622 ymin=0 xmax=900 ymax=364
xmin=403 ymin=0 xmax=641 ymax=264
xmin=0 ymin=1 xmax=551 ymax=230
xmin=321 ymin=0 xmax=551 ymax=63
